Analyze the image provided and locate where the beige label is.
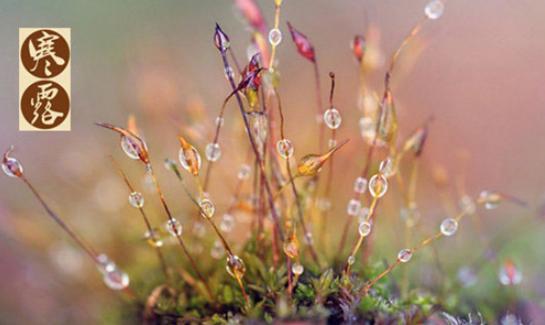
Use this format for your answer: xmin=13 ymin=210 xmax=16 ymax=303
xmin=19 ymin=28 xmax=71 ymax=131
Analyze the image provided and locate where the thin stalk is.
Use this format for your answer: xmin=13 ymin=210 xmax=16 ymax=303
xmin=111 ymin=158 xmax=169 ymax=279
xmin=274 ymin=90 xmax=321 ymax=266
xmin=218 ymin=49 xmax=285 ymax=246
xmin=146 ymin=165 xmax=214 ymax=300
xmin=337 ymin=18 xmax=426 ymax=257
xmin=320 ymin=72 xmax=338 ymax=251
xmin=21 ymin=176 xmax=99 ymax=263
xmin=360 ymin=209 xmax=468 ymax=296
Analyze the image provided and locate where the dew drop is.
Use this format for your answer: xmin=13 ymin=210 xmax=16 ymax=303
xmin=369 ymin=174 xmax=388 ymax=198
xmin=440 ymin=218 xmax=458 ymax=236
xmin=97 ymin=254 xmax=130 ymax=291
xmin=347 ymin=255 xmax=356 ymax=265
xmin=220 ymin=213 xmax=235 ymax=232
xmin=479 ymin=190 xmax=502 ymax=210
xmin=358 ymin=221 xmax=372 ymax=237
xmin=128 ymin=191 xmax=144 ymax=208
xmin=323 ymin=108 xmax=342 ymax=130
xmin=276 ymin=139 xmax=294 ymax=159
xmin=211 ymin=240 xmax=225 ymax=259
xmin=192 ymin=221 xmax=206 ymax=237
xmin=215 ymin=116 xmax=225 ymax=127
xmin=224 ymin=66 xmax=235 ymax=80
xmin=459 ymin=195 xmax=476 ymax=215
xmin=226 ymin=254 xmax=246 ymax=278
xmin=268 ymin=28 xmax=282 ymax=46
xmin=143 ymin=229 xmax=164 ymax=247
xmin=425 ymin=0 xmax=445 ymax=20
xmin=353 ymin=177 xmax=368 ymax=194
xmin=165 ymin=218 xmax=183 ymax=237
xmin=2 ymin=157 xmax=23 ymax=178
xmin=397 ymin=249 xmax=413 ymax=263
xmin=292 ymin=263 xmax=304 ymax=275
xmin=205 ymin=143 xmax=222 ymax=162
xmin=499 ymin=261 xmax=522 ymax=286
xmin=379 ymin=157 xmax=395 ymax=177
xmin=178 ymin=146 xmax=202 ymax=175
xmin=237 ymin=164 xmax=251 ymax=180
xmin=120 ymin=136 xmax=141 ymax=160
xmin=199 ymin=198 xmax=216 ymax=219
xmin=347 ymin=199 xmax=361 ymax=217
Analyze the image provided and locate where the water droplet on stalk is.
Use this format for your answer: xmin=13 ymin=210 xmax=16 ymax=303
xmin=268 ymin=28 xmax=282 ymax=46
xmin=397 ymin=249 xmax=413 ymax=263
xmin=440 ymin=218 xmax=458 ymax=236
xmin=128 ymin=191 xmax=144 ymax=208
xmin=2 ymin=147 xmax=23 ymax=178
xmin=165 ymin=218 xmax=183 ymax=237
xmin=358 ymin=221 xmax=372 ymax=237
xmin=97 ymin=254 xmax=130 ymax=290
xmin=199 ymin=198 xmax=216 ymax=219
xmin=205 ymin=143 xmax=222 ymax=162
xmin=347 ymin=199 xmax=361 ymax=217
xmin=237 ymin=164 xmax=251 ymax=180
xmin=226 ymin=255 xmax=246 ymax=278
xmin=292 ymin=263 xmax=304 ymax=275
xmin=369 ymin=174 xmax=388 ymax=198
xmin=276 ymin=139 xmax=294 ymax=159
xmin=425 ymin=0 xmax=445 ymax=20
xmin=353 ymin=177 xmax=368 ymax=194
xmin=220 ymin=213 xmax=235 ymax=232
xmin=323 ymin=108 xmax=342 ymax=129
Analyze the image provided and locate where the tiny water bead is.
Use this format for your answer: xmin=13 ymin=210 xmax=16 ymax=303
xmin=458 ymin=266 xmax=478 ymax=287
xmin=425 ymin=0 xmax=445 ymax=20
xmin=178 ymin=143 xmax=202 ymax=176
xmin=353 ymin=177 xmax=368 ymax=194
xmin=226 ymin=255 xmax=246 ymax=279
xmin=268 ymin=28 xmax=282 ymax=46
xmin=144 ymin=229 xmax=164 ymax=248
xmin=192 ymin=221 xmax=206 ymax=237
xmin=165 ymin=218 xmax=183 ymax=237
xmin=358 ymin=207 xmax=370 ymax=222
xmin=237 ymin=164 xmax=251 ymax=180
xmin=440 ymin=218 xmax=458 ymax=236
xmin=283 ymin=239 xmax=299 ymax=259
xmin=128 ymin=191 xmax=144 ymax=208
xmin=379 ymin=157 xmax=395 ymax=177
xmin=478 ymin=191 xmax=502 ymax=210
xmin=323 ymin=108 xmax=342 ymax=130
xmin=397 ymin=249 xmax=413 ymax=263
xmin=359 ymin=116 xmax=375 ymax=140
xmin=211 ymin=240 xmax=225 ymax=259
xmin=459 ymin=195 xmax=476 ymax=215
xmin=292 ymin=263 xmax=304 ymax=276
xmin=347 ymin=255 xmax=356 ymax=265
xmin=205 ymin=142 xmax=222 ymax=162
xmin=215 ymin=116 xmax=225 ymax=127
xmin=358 ymin=221 xmax=372 ymax=237
xmin=347 ymin=199 xmax=361 ymax=217
xmin=368 ymin=173 xmax=388 ymax=198
xmin=198 ymin=198 xmax=216 ymax=219
xmin=499 ymin=260 xmax=522 ymax=286
xmin=276 ymin=139 xmax=294 ymax=159
xmin=97 ymin=254 xmax=130 ymax=291
xmin=224 ymin=66 xmax=235 ymax=80
xmin=2 ymin=155 xmax=23 ymax=178
xmin=220 ymin=213 xmax=235 ymax=232
xmin=120 ymin=135 xmax=142 ymax=160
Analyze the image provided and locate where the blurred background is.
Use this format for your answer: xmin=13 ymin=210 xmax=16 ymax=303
xmin=1 ymin=0 xmax=545 ymax=323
